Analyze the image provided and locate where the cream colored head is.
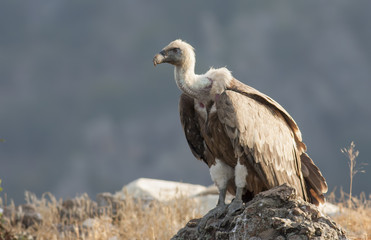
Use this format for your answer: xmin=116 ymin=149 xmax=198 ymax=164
xmin=153 ymin=39 xmax=195 ymax=69
xmin=153 ymin=39 xmax=233 ymax=102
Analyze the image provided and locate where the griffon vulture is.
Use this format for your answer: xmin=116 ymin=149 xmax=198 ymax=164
xmin=153 ymin=39 xmax=327 ymax=214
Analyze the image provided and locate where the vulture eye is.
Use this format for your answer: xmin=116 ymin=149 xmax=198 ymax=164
xmin=171 ymin=48 xmax=180 ymax=54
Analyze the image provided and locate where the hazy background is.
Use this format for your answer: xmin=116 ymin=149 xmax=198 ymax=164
xmin=1 ymin=0 xmax=370 ymax=204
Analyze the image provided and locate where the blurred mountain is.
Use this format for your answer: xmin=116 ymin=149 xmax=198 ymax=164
xmin=0 ymin=0 xmax=370 ymax=204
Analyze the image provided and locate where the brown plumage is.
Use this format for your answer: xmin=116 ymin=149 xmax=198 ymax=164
xmin=153 ymin=39 xmax=327 ymax=209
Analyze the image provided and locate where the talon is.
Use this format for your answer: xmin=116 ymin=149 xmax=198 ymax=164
xmin=197 ymin=204 xmax=227 ymax=232
xmin=227 ymin=199 xmax=244 ymax=215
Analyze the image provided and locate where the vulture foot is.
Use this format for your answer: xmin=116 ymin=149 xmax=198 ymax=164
xmin=227 ymin=198 xmax=244 ymax=215
xmin=197 ymin=204 xmax=228 ymax=232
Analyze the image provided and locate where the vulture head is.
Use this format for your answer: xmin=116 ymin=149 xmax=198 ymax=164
xmin=153 ymin=39 xmax=233 ymax=102
xmin=153 ymin=39 xmax=195 ymax=68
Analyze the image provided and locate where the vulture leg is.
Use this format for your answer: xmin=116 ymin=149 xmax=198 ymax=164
xmin=197 ymin=198 xmax=228 ymax=232
xmin=228 ymin=187 xmax=244 ymax=214
xmin=228 ymin=160 xmax=247 ymax=214
xmin=197 ymin=189 xmax=228 ymax=232
xmin=217 ymin=187 xmax=227 ymax=206
xmin=209 ymin=159 xmax=234 ymax=207
xmin=197 ymin=160 xmax=233 ymax=232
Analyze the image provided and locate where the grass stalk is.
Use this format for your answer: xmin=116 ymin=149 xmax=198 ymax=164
xmin=341 ymin=141 xmax=363 ymax=209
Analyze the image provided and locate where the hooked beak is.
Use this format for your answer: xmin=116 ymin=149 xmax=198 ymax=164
xmin=153 ymin=50 xmax=166 ymax=66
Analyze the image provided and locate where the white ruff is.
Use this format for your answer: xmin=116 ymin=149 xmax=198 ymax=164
xmin=235 ymin=160 xmax=248 ymax=188
xmin=205 ymin=67 xmax=233 ymax=101
xmin=209 ymin=159 xmax=234 ymax=189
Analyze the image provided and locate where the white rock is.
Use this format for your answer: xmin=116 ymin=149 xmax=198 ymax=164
xmin=82 ymin=218 xmax=96 ymax=228
xmin=192 ymin=195 xmax=219 ymax=215
xmin=83 ymin=217 xmax=114 ymax=230
xmin=192 ymin=185 xmax=234 ymax=215
xmin=115 ymin=178 xmax=207 ymax=202
xmin=113 ymin=178 xmax=237 ymax=215
xmin=319 ymin=202 xmax=340 ymax=216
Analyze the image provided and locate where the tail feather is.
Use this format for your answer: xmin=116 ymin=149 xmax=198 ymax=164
xmin=301 ymin=153 xmax=328 ymax=205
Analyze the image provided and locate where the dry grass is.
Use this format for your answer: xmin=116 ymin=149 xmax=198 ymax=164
xmin=1 ymin=190 xmax=371 ymax=240
xmin=3 ymin=192 xmax=371 ymax=240
xmin=0 ymin=192 xmax=201 ymax=240
xmin=328 ymin=141 xmax=370 ymax=240
xmin=328 ymin=191 xmax=371 ymax=240
xmin=341 ymin=141 xmax=365 ymax=209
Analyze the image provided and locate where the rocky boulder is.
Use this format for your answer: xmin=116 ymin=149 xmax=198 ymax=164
xmin=2 ymin=204 xmax=43 ymax=228
xmin=115 ymin=178 xmax=207 ymax=201
xmin=113 ymin=178 xmax=233 ymax=215
xmin=172 ymin=184 xmax=348 ymax=240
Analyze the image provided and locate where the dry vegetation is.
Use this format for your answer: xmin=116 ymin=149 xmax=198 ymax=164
xmin=0 ymin=142 xmax=369 ymax=239
xmin=0 ymin=192 xmax=201 ymax=240
xmin=330 ymin=141 xmax=370 ymax=240
xmin=1 ymin=193 xmax=371 ymax=240
xmin=328 ymin=191 xmax=371 ymax=240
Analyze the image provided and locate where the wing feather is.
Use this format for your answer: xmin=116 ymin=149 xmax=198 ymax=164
xmin=179 ymin=93 xmax=214 ymax=167
xmin=216 ymin=88 xmax=307 ymax=200
xmin=227 ymin=79 xmax=307 ymax=152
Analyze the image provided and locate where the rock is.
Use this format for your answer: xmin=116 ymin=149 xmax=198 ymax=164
xmin=99 ymin=179 xmax=230 ymax=216
xmin=191 ymin=194 xmax=220 ymax=216
xmin=115 ymin=178 xmax=234 ymax=215
xmin=56 ymin=223 xmax=79 ymax=236
xmin=82 ymin=216 xmax=113 ymax=229
xmin=82 ymin=218 xmax=97 ymax=228
xmin=2 ymin=204 xmax=42 ymax=228
xmin=19 ymin=204 xmax=43 ymax=228
xmin=171 ymin=184 xmax=348 ymax=240
xmin=96 ymin=192 xmax=115 ymax=208
xmin=96 ymin=192 xmax=120 ymax=215
xmin=115 ymin=178 xmax=208 ymax=202
xmin=319 ymin=202 xmax=340 ymax=217
xmin=192 ymin=185 xmax=234 ymax=215
xmin=59 ymin=194 xmax=97 ymax=221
